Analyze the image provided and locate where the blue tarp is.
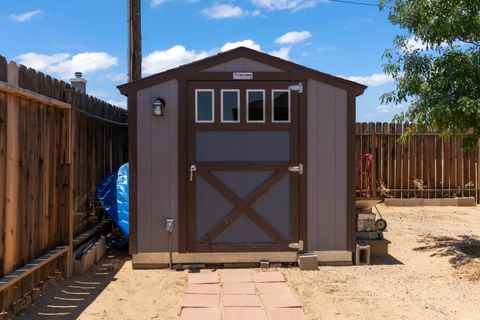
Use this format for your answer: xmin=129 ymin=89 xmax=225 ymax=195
xmin=96 ymin=163 xmax=129 ymax=239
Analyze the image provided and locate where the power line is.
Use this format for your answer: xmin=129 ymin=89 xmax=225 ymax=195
xmin=74 ymin=107 xmax=128 ymax=126
xmin=329 ymin=0 xmax=390 ymax=8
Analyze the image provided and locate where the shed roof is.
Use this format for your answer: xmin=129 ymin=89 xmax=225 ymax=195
xmin=118 ymin=46 xmax=367 ymax=96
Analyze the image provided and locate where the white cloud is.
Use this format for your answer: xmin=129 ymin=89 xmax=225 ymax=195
xmin=143 ymin=45 xmax=211 ymax=75
xmin=342 ymin=73 xmax=393 ymax=87
xmin=376 ymin=105 xmax=390 ymax=114
xmin=89 ymin=90 xmax=109 ymax=98
xmin=103 ymin=73 xmax=128 ymax=82
xmin=107 ymin=99 xmax=127 ymax=109
xmin=405 ymin=36 xmax=428 ymax=52
xmin=143 ymin=38 xmax=293 ymax=76
xmin=150 ymin=0 xmax=171 ymax=7
xmin=375 ymin=104 xmax=405 ymax=115
xmin=269 ymin=47 xmax=291 ymax=60
xmin=251 ymin=0 xmax=321 ymax=11
xmin=202 ymin=4 xmax=244 ymax=19
xmin=275 ymin=31 xmax=311 ymax=45
xmin=251 ymin=9 xmax=262 ymax=16
xmin=9 ymin=10 xmax=42 ymax=22
xmin=15 ymin=52 xmax=118 ymax=79
xmin=221 ymin=40 xmax=261 ymax=52
xmin=402 ymin=35 xmax=450 ymax=53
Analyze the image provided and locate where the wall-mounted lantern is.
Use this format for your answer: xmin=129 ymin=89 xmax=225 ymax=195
xmin=153 ymin=98 xmax=166 ymax=116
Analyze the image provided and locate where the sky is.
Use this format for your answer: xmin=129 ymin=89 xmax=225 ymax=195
xmin=0 ymin=0 xmax=412 ymax=121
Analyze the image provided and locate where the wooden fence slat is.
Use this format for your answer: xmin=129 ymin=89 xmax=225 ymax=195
xmin=0 ymin=55 xmax=7 ymax=82
xmin=4 ymin=61 xmax=19 ymax=275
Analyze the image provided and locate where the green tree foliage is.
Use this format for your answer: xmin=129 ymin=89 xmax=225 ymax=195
xmin=380 ymin=0 xmax=480 ymax=149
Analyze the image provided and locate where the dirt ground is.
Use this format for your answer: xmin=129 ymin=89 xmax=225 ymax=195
xmin=16 ymin=204 xmax=479 ymax=320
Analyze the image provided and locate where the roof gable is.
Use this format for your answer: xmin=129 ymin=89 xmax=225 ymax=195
xmin=118 ymin=47 xmax=367 ymax=96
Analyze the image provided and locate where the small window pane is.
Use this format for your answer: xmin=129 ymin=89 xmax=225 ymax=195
xmin=248 ymin=91 xmax=264 ymax=122
xmin=222 ymin=90 xmax=239 ymax=122
xmin=273 ymin=91 xmax=289 ymax=122
xmin=197 ymin=91 xmax=213 ymax=122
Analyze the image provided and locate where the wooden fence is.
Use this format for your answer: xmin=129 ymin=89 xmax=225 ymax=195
xmin=0 ymin=54 xmax=127 ymax=314
xmin=355 ymin=123 xmax=479 ymax=202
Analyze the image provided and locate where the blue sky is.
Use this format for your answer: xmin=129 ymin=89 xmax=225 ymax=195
xmin=1 ymin=0 xmax=410 ymax=121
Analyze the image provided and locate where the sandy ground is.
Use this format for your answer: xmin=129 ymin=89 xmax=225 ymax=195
xmin=16 ymin=204 xmax=479 ymax=320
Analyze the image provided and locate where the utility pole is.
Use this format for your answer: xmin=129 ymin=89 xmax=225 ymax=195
xmin=128 ymin=0 xmax=142 ymax=82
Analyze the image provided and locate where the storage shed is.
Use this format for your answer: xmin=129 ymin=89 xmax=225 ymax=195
xmin=118 ymin=47 xmax=366 ymax=267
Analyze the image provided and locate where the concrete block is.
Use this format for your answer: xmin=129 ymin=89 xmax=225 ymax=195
xmin=385 ymin=197 xmax=476 ymax=207
xmin=361 ymin=239 xmax=390 ymax=257
xmin=439 ymin=198 xmax=457 ymax=206
xmin=260 ymin=260 xmax=270 ymax=269
xmin=95 ymin=237 xmax=106 ymax=262
xmin=385 ymin=198 xmax=422 ymax=206
xmin=423 ymin=199 xmax=441 ymax=206
xmin=297 ymin=252 xmax=318 ymax=270
xmin=355 ymin=244 xmax=370 ymax=265
xmin=73 ymin=244 xmax=97 ymax=275
xmin=456 ymin=197 xmax=476 ymax=206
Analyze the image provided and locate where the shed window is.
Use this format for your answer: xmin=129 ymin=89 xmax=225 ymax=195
xmin=247 ymin=90 xmax=265 ymax=123
xmin=272 ymin=90 xmax=290 ymax=122
xmin=196 ymin=90 xmax=214 ymax=123
xmin=221 ymin=90 xmax=240 ymax=122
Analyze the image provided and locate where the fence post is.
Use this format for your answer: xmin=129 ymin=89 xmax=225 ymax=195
xmin=64 ymin=89 xmax=75 ymax=278
xmin=4 ymin=62 xmax=19 ymax=275
xmin=478 ymin=140 xmax=480 ymax=203
xmin=371 ymin=123 xmax=378 ymax=197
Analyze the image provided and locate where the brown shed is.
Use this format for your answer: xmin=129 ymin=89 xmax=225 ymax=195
xmin=118 ymin=47 xmax=366 ymax=267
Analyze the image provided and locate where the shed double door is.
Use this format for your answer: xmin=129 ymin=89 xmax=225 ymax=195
xmin=186 ymin=81 xmax=302 ymax=252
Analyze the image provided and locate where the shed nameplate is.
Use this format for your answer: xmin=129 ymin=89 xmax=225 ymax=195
xmin=233 ymin=72 xmax=253 ymax=80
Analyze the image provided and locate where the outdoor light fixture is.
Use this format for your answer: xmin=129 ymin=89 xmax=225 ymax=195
xmin=152 ymin=98 xmax=166 ymax=116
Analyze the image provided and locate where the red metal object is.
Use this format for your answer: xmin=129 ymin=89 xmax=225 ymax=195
xmin=358 ymin=154 xmax=373 ymax=197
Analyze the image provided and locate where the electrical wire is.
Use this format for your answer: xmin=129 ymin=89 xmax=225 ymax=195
xmin=74 ymin=107 xmax=128 ymax=126
xmin=329 ymin=0 xmax=390 ymax=8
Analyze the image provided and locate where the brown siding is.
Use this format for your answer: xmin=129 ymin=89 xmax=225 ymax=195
xmin=136 ymin=80 xmax=179 ymax=252
xmin=201 ymin=57 xmax=284 ymax=73
xmin=307 ymin=79 xmax=349 ymax=251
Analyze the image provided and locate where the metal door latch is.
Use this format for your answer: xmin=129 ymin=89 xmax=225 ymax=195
xmin=288 ymin=240 xmax=304 ymax=251
xmin=288 ymin=163 xmax=303 ymax=175
xmin=189 ymin=164 xmax=197 ymax=181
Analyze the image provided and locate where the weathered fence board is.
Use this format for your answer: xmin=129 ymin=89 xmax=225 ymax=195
xmin=356 ymin=123 xmax=479 ymax=202
xmin=0 ymin=54 xmax=127 ymax=314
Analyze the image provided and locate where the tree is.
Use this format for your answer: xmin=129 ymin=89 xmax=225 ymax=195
xmin=380 ymin=0 xmax=480 ymax=149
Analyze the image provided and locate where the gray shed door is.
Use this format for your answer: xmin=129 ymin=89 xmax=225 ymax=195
xmin=186 ymin=81 xmax=302 ymax=252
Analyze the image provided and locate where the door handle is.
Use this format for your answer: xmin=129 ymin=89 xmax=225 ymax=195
xmin=288 ymin=163 xmax=303 ymax=175
xmin=189 ymin=164 xmax=197 ymax=181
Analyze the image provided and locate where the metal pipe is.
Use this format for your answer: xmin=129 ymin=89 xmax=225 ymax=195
xmin=168 ymin=232 xmax=172 ymax=269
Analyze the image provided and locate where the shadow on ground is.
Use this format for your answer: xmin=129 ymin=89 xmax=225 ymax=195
xmin=414 ymin=234 xmax=480 ymax=268
xmin=370 ymin=254 xmax=404 ymax=265
xmin=14 ymin=249 xmax=129 ymax=320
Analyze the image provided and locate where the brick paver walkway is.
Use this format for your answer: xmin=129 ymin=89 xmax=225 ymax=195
xmin=180 ymin=271 xmax=307 ymax=320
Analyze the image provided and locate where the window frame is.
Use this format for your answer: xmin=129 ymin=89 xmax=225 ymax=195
xmin=195 ymin=89 xmax=215 ymax=123
xmin=271 ymin=89 xmax=291 ymax=123
xmin=220 ymin=89 xmax=241 ymax=123
xmin=246 ymin=89 xmax=266 ymax=123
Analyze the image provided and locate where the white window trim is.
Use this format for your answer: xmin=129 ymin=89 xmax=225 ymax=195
xmin=246 ymin=89 xmax=266 ymax=123
xmin=221 ymin=89 xmax=240 ymax=123
xmin=195 ymin=89 xmax=214 ymax=123
xmin=271 ymin=89 xmax=290 ymax=123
